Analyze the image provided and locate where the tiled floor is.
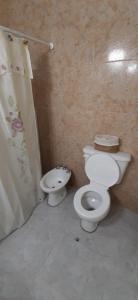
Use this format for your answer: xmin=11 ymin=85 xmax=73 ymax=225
xmin=0 ymin=189 xmax=138 ymax=300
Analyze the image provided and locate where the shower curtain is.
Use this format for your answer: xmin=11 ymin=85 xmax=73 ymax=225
xmin=0 ymin=31 xmax=43 ymax=240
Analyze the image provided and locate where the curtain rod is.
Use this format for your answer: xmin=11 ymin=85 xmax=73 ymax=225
xmin=0 ymin=25 xmax=54 ymax=50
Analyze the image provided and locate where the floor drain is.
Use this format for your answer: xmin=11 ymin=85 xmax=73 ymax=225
xmin=75 ymin=237 xmax=80 ymax=242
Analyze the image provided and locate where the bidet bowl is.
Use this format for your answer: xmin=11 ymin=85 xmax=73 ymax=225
xmin=40 ymin=167 xmax=71 ymax=206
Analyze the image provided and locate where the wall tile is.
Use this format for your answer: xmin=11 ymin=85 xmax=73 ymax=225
xmin=0 ymin=0 xmax=138 ymax=211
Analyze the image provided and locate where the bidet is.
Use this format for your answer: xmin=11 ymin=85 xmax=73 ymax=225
xmin=40 ymin=166 xmax=71 ymax=206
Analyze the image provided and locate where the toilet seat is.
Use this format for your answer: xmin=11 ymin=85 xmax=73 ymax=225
xmin=74 ymin=154 xmax=119 ymax=223
xmin=85 ymin=153 xmax=120 ymax=188
xmin=74 ymin=184 xmax=110 ymax=222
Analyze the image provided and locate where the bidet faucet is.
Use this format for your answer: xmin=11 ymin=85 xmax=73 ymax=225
xmin=56 ymin=165 xmax=70 ymax=172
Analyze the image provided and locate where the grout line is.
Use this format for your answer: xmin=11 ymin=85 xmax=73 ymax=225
xmin=105 ymin=58 xmax=138 ymax=63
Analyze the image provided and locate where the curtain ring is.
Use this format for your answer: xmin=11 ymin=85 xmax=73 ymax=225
xmin=8 ymin=34 xmax=13 ymax=41
xmin=23 ymin=40 xmax=28 ymax=45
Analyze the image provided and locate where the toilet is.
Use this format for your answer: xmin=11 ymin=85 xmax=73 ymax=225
xmin=40 ymin=166 xmax=71 ymax=206
xmin=73 ymin=146 xmax=131 ymax=232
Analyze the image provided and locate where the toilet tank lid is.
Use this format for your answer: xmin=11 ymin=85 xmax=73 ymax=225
xmin=83 ymin=146 xmax=96 ymax=155
xmin=83 ymin=146 xmax=131 ymax=162
xmin=112 ymin=151 xmax=131 ymax=162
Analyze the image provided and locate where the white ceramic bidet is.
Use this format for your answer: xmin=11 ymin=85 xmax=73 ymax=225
xmin=40 ymin=166 xmax=71 ymax=206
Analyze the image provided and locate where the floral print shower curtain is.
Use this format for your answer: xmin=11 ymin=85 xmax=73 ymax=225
xmin=0 ymin=31 xmax=43 ymax=240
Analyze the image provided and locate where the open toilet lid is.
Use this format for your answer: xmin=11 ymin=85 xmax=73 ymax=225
xmin=85 ymin=153 xmax=120 ymax=188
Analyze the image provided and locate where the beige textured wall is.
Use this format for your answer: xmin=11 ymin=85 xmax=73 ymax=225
xmin=0 ymin=0 xmax=138 ymax=211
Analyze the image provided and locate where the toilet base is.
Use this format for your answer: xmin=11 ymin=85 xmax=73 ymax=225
xmin=80 ymin=219 xmax=98 ymax=233
xmin=48 ymin=187 xmax=67 ymax=207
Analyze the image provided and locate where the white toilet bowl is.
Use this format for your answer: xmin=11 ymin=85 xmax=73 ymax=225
xmin=74 ymin=148 xmax=131 ymax=233
xmin=40 ymin=166 xmax=71 ymax=206
xmin=74 ymin=184 xmax=110 ymax=232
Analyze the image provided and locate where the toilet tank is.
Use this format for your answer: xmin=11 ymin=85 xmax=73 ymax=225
xmin=83 ymin=146 xmax=131 ymax=184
